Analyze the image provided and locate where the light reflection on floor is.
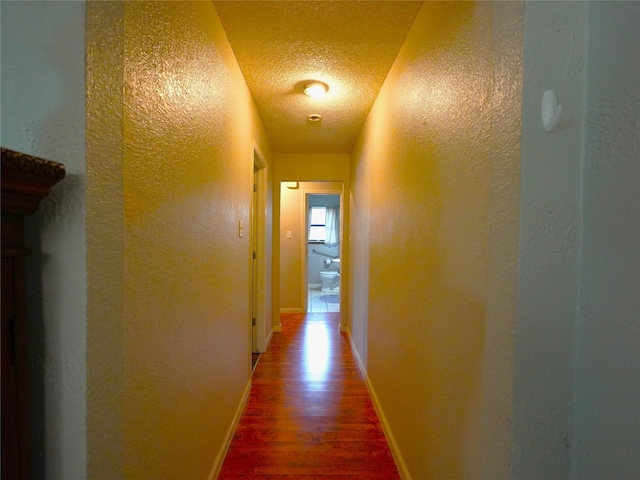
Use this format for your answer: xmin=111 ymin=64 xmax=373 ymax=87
xmin=303 ymin=321 xmax=330 ymax=384
xmin=219 ymin=312 xmax=400 ymax=478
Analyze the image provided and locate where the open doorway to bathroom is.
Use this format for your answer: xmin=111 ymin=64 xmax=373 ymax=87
xmin=306 ymin=191 xmax=341 ymax=313
xmin=279 ymin=181 xmax=343 ymax=315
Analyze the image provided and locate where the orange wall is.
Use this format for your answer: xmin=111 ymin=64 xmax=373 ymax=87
xmin=349 ymin=2 xmax=523 ymax=478
xmin=86 ymin=2 xmax=272 ymax=477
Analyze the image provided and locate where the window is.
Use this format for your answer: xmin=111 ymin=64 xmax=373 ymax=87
xmin=308 ymin=206 xmax=327 ymax=242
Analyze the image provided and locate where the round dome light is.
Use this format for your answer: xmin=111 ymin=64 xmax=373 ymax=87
xmin=303 ymin=82 xmax=328 ymax=99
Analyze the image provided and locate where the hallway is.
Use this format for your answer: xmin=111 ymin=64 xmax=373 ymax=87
xmin=2 ymin=1 xmax=638 ymax=478
xmin=219 ymin=313 xmax=399 ymax=478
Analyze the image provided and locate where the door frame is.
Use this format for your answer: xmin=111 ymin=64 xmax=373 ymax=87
xmin=251 ymin=143 xmax=268 ymax=353
xmin=300 ymin=184 xmax=344 ymax=315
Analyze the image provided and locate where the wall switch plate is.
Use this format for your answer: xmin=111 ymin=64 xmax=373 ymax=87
xmin=286 ymin=230 xmax=292 ymax=239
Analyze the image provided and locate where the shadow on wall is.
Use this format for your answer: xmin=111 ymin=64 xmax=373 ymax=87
xmin=24 ymin=7 xmax=89 ymax=476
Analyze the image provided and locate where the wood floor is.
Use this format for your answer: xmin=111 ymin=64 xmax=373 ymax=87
xmin=218 ymin=312 xmax=400 ymax=479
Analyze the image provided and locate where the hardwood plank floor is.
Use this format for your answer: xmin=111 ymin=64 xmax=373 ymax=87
xmin=218 ymin=313 xmax=400 ymax=479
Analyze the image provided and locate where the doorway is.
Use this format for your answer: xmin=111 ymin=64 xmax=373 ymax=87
xmin=251 ymin=145 xmax=268 ymax=362
xmin=277 ymin=181 xmax=343 ymax=316
xmin=306 ymin=193 xmax=341 ymax=313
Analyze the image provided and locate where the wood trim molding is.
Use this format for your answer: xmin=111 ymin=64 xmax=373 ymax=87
xmin=279 ymin=307 xmax=303 ymax=314
xmin=1 ymin=147 xmax=66 ymax=479
xmin=1 ymin=147 xmax=66 ymax=215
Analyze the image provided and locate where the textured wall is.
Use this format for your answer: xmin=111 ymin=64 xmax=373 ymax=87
xmin=348 ymin=157 xmax=372 ymax=368
xmin=574 ymin=2 xmax=640 ymax=477
xmin=86 ymin=2 xmax=125 ymax=478
xmin=0 ymin=3 xmax=87 ymax=478
xmin=514 ymin=3 xmax=640 ymax=478
xmin=122 ymin=3 xmax=270 ymax=477
xmin=349 ymin=2 xmax=523 ymax=478
xmin=280 ymin=183 xmax=304 ymax=310
xmin=471 ymin=3 xmax=524 ymax=475
xmin=512 ymin=3 xmax=589 ymax=478
xmin=85 ymin=2 xmax=272 ymax=477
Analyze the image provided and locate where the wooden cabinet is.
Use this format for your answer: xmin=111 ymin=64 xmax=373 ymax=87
xmin=1 ymin=148 xmax=65 ymax=480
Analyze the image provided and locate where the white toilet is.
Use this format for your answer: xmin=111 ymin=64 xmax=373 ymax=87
xmin=319 ymin=270 xmax=340 ymax=292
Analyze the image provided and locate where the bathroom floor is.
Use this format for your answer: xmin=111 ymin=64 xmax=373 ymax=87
xmin=307 ymin=284 xmax=340 ymax=313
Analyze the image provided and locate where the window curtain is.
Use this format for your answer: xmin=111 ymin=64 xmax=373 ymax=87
xmin=324 ymin=206 xmax=340 ymax=247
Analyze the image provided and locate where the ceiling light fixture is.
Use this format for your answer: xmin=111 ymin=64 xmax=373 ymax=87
xmin=304 ymin=81 xmax=329 ymax=99
xmin=307 ymin=113 xmax=322 ymax=122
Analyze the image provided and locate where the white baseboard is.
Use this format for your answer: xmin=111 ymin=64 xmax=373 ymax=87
xmin=346 ymin=329 xmax=412 ymax=480
xmin=207 ymin=378 xmax=251 ymax=480
xmin=280 ymin=307 xmax=303 ymax=313
xmin=264 ymin=328 xmax=274 ymax=349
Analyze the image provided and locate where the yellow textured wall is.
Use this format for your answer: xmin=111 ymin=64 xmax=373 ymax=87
xmin=87 ymin=2 xmax=272 ymax=477
xmin=86 ymin=3 xmax=125 ymax=477
xmin=279 ymin=183 xmax=303 ymax=310
xmin=349 ymin=2 xmax=523 ymax=478
xmin=273 ymin=154 xmax=350 ymax=327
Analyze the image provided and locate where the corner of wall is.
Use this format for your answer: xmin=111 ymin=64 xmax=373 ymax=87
xmin=512 ymin=2 xmax=589 ymax=478
xmin=572 ymin=2 xmax=640 ymax=477
xmin=86 ymin=2 xmax=126 ymax=478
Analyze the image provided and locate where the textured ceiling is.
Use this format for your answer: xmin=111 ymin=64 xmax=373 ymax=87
xmin=214 ymin=1 xmax=423 ymax=153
